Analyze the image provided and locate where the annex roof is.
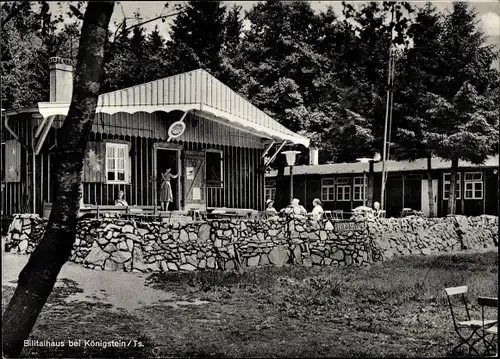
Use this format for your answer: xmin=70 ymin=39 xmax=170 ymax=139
xmin=34 ymin=68 xmax=309 ymax=147
xmin=266 ymin=155 xmax=499 ymax=177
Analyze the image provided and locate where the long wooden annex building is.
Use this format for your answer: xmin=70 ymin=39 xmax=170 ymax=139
xmin=1 ymin=57 xmax=309 ymax=217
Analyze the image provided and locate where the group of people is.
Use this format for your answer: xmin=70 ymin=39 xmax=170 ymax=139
xmin=264 ymin=197 xmax=324 ymax=220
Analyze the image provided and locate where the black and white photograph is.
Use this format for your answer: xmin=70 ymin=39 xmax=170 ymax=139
xmin=1 ymin=0 xmax=499 ymax=357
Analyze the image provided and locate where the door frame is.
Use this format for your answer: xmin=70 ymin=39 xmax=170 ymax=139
xmin=153 ymin=143 xmax=183 ymax=210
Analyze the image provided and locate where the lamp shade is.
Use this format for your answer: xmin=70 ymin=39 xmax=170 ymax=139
xmin=282 ymin=150 xmax=301 ymax=166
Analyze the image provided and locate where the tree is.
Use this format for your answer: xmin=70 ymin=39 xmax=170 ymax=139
xmin=167 ymin=0 xmax=227 ymax=74
xmin=391 ymin=2 xmax=445 ymax=217
xmin=2 ymin=2 xmax=115 ymax=357
xmin=420 ymin=2 xmax=499 ymax=215
xmin=0 ymin=1 xmax=76 ymax=109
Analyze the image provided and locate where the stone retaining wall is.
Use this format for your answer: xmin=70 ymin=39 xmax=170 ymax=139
xmin=5 ymin=214 xmax=498 ymax=272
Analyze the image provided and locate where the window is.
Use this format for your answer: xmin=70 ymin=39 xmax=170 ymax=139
xmin=353 ymin=176 xmax=366 ymax=201
xmin=336 ymin=177 xmax=351 ymax=201
xmin=265 ymin=180 xmax=276 ymax=201
xmin=464 ymin=172 xmax=483 ymax=199
xmin=206 ymin=150 xmax=223 ymax=188
xmin=443 ymin=173 xmax=461 ymax=200
xmin=105 ymin=143 xmax=129 ymax=184
xmin=321 ymin=178 xmax=335 ymax=201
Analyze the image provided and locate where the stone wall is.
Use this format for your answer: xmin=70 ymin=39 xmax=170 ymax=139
xmin=368 ymin=215 xmax=498 ymax=260
xmin=5 ymin=214 xmax=498 ymax=272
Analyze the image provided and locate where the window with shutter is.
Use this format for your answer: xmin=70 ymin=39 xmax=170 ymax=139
xmin=4 ymin=139 xmax=21 ymax=183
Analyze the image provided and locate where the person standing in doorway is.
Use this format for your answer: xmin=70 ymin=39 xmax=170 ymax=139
xmin=160 ymin=168 xmax=179 ymax=211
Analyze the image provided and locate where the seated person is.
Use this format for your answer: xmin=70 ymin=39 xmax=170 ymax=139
xmin=284 ymin=198 xmax=307 ymax=218
xmin=115 ymin=190 xmax=129 ymax=206
xmin=310 ymin=198 xmax=324 ymax=220
xmin=264 ymin=199 xmax=278 ymax=218
xmin=373 ymin=201 xmax=381 ymax=217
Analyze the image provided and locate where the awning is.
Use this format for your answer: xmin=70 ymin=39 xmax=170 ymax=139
xmin=37 ymin=102 xmax=310 ymax=147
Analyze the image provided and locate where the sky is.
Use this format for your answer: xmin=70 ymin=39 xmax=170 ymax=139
xmin=100 ymin=1 xmax=500 ymax=46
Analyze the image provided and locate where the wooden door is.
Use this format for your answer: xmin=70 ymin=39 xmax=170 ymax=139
xmin=183 ymin=151 xmax=206 ymax=210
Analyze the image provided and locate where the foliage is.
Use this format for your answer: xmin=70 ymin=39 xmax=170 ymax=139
xmin=166 ymin=1 xmax=228 ymax=75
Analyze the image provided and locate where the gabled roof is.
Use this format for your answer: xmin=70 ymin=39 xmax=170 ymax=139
xmin=35 ymin=68 xmax=309 ymax=146
xmin=266 ymin=155 xmax=499 ymax=177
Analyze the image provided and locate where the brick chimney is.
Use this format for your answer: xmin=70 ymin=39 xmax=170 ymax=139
xmin=309 ymin=147 xmax=319 ymax=165
xmin=49 ymin=57 xmax=74 ymax=102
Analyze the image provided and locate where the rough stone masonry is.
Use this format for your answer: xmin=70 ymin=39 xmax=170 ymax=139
xmin=5 ymin=214 xmax=498 ymax=272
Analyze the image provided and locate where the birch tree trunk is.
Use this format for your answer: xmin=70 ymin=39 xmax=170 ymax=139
xmin=426 ymin=155 xmax=435 ymax=217
xmin=2 ymin=2 xmax=114 ymax=357
xmin=447 ymin=158 xmax=459 ymax=215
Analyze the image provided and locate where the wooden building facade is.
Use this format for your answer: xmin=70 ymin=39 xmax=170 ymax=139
xmin=1 ymin=60 xmax=309 ymax=217
xmin=265 ymin=156 xmax=499 ymax=218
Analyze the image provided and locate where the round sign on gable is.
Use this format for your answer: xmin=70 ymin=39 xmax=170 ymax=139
xmin=168 ymin=120 xmax=186 ymax=139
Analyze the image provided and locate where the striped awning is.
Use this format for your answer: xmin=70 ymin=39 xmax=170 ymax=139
xmin=36 ymin=69 xmax=310 ymax=147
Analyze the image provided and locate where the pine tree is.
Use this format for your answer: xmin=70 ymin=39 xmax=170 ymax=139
xmin=391 ymin=2 xmax=445 ymax=217
xmin=419 ymin=2 xmax=499 ymax=214
xmin=167 ymin=0 xmax=227 ymax=74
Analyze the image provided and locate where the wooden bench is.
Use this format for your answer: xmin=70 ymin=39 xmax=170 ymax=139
xmin=43 ymin=202 xmax=160 ymax=220
xmin=207 ymin=207 xmax=258 ymax=219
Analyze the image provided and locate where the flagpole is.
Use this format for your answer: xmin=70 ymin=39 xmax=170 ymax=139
xmin=380 ymin=4 xmax=396 ymax=212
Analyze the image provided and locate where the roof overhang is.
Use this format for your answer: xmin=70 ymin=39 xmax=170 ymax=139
xmin=36 ymin=102 xmax=310 ymax=147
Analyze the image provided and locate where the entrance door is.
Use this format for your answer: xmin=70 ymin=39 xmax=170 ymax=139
xmin=183 ymin=151 xmax=206 ymax=210
xmin=155 ymin=147 xmax=181 ymax=210
xmin=421 ymin=179 xmax=438 ymax=217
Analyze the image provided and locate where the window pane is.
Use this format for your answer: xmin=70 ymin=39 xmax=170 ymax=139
xmin=465 ymin=190 xmax=473 ymax=198
xmin=323 ymin=179 xmax=334 ymax=186
xmin=107 ymin=146 xmax=115 ymax=158
xmin=108 ymin=159 xmax=115 ymax=170
xmin=474 ymin=183 xmax=482 ymax=191
xmin=118 ymin=147 xmax=125 ymax=158
xmin=118 ymin=171 xmax=125 ymax=181
xmin=107 ymin=171 xmax=115 ymax=181
xmin=474 ymin=190 xmax=482 ymax=198
xmin=118 ymin=159 xmax=125 ymax=170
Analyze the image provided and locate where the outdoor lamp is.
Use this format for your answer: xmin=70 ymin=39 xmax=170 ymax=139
xmin=283 ymin=150 xmax=300 ymax=166
xmin=283 ymin=150 xmax=301 ymax=202
xmin=356 ymin=158 xmax=372 ymax=207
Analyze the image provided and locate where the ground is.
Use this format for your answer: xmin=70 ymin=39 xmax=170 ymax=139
xmin=2 ymin=237 xmax=498 ymax=358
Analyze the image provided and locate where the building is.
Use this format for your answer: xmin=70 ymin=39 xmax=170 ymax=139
xmin=265 ymin=151 xmax=499 ymax=217
xmin=1 ymin=57 xmax=309 ymax=217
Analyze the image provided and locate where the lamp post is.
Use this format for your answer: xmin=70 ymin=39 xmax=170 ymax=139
xmin=356 ymin=158 xmax=371 ymax=207
xmin=356 ymin=153 xmax=381 ymax=208
xmin=283 ymin=150 xmax=300 ymax=202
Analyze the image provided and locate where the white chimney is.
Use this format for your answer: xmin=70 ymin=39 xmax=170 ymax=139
xmin=309 ymin=147 xmax=319 ymax=165
xmin=49 ymin=57 xmax=74 ymax=102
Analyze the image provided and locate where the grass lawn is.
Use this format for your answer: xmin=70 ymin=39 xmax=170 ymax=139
xmin=2 ymin=249 xmax=498 ymax=358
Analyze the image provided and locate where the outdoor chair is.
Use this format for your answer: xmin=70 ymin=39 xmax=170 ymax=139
xmin=323 ymin=210 xmax=333 ymax=220
xmin=331 ymin=209 xmax=344 ymax=220
xmin=444 ymin=286 xmax=497 ymax=356
xmin=401 ymin=208 xmax=412 ymax=217
xmin=478 ymin=296 xmax=498 ymax=356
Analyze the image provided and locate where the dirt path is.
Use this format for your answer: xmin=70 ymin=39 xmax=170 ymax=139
xmin=2 ymin=237 xmax=206 ymax=312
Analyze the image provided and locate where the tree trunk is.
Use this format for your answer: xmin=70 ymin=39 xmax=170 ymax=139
xmin=426 ymin=155 xmax=435 ymax=217
xmin=2 ymin=3 xmax=114 ymax=357
xmin=447 ymin=158 xmax=459 ymax=215
xmin=366 ymin=160 xmax=375 ymax=207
